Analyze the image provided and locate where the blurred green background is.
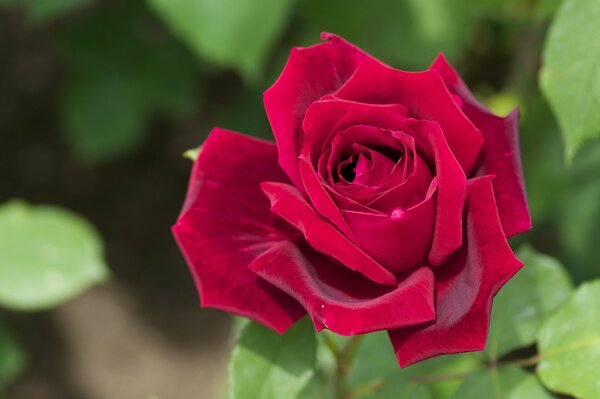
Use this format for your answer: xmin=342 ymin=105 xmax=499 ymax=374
xmin=0 ymin=0 xmax=598 ymax=397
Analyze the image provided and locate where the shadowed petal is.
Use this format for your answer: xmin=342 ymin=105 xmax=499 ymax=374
xmin=261 ymin=182 xmax=397 ymax=285
xmin=388 ymin=176 xmax=523 ymax=367
xmin=173 ymin=128 xmax=305 ymax=333
xmin=249 ymin=240 xmax=435 ymax=335
xmin=430 ymin=54 xmax=532 ymax=237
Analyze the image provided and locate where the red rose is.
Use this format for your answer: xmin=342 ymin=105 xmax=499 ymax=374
xmin=173 ymin=33 xmax=532 ymax=366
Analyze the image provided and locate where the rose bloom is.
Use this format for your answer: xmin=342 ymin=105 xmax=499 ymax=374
xmin=173 ymin=33 xmax=531 ymax=366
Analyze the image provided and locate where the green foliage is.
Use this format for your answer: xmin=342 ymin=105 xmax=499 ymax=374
xmin=349 ymin=331 xmax=483 ymax=399
xmin=297 ymin=0 xmax=470 ymax=70
xmin=536 ymin=280 xmax=600 ymax=399
xmin=0 ymin=321 xmax=26 ymax=390
xmin=464 ymin=0 xmax=560 ymax=20
xmin=486 ymin=245 xmax=573 ymax=359
xmin=147 ymin=0 xmax=295 ymax=82
xmin=0 ymin=0 xmax=93 ymax=23
xmin=540 ymin=0 xmax=600 ymax=161
xmin=229 ymin=317 xmax=316 ymax=399
xmin=58 ymin=1 xmax=201 ymax=162
xmin=0 ymin=200 xmax=109 ymax=311
xmin=454 ymin=366 xmax=552 ymax=399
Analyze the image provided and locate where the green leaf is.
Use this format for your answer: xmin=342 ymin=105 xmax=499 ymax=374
xmin=454 ymin=366 xmax=553 ymax=399
xmin=147 ymin=0 xmax=294 ymax=82
xmin=26 ymin=0 xmax=94 ymax=23
xmin=559 ymin=176 xmax=600 ymax=282
xmin=61 ymin=71 xmax=146 ymax=162
xmin=486 ymin=245 xmax=573 ymax=359
xmin=0 ymin=321 xmax=26 ymax=389
xmin=350 ymin=331 xmax=483 ymax=399
xmin=536 ymin=280 xmax=600 ymax=399
xmin=0 ymin=0 xmax=93 ymax=22
xmin=540 ymin=0 xmax=600 ymax=161
xmin=298 ymin=0 xmax=470 ymax=71
xmin=229 ymin=317 xmax=316 ymax=399
xmin=58 ymin=1 xmax=201 ymax=162
xmin=0 ymin=201 xmax=109 ymax=311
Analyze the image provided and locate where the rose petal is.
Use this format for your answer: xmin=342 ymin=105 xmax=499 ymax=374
xmin=173 ymin=128 xmax=305 ymax=333
xmin=264 ymin=33 xmax=372 ymax=187
xmin=430 ymin=54 xmax=532 ymax=237
xmin=303 ymin=98 xmax=409 ymax=155
xmin=341 ymin=183 xmax=436 ymax=273
xmin=249 ymin=240 xmax=435 ymax=335
xmin=333 ymin=58 xmax=483 ymax=174
xmin=388 ymin=176 xmax=524 ymax=367
xmin=260 ymin=182 xmax=397 ymax=285
xmin=406 ymin=120 xmax=466 ymax=266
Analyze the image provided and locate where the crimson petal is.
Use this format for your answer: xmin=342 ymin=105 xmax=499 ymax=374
xmin=261 ymin=182 xmax=397 ymax=285
xmin=249 ymin=240 xmax=435 ymax=335
xmin=333 ymin=58 xmax=483 ymax=175
xmin=173 ymin=128 xmax=305 ymax=333
xmin=430 ymin=55 xmax=532 ymax=237
xmin=406 ymin=120 xmax=466 ymax=266
xmin=264 ymin=33 xmax=372 ymax=187
xmin=388 ymin=176 xmax=523 ymax=367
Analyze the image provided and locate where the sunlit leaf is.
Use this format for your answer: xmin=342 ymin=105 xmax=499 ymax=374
xmin=0 ymin=200 xmax=109 ymax=311
xmin=540 ymin=0 xmax=600 ymax=161
xmin=147 ymin=0 xmax=294 ymax=82
xmin=229 ymin=317 xmax=316 ymax=399
xmin=486 ymin=245 xmax=573 ymax=359
xmin=537 ymin=280 xmax=600 ymax=399
xmin=454 ymin=366 xmax=552 ymax=399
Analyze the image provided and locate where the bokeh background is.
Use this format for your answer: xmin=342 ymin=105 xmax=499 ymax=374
xmin=0 ymin=0 xmax=598 ymax=398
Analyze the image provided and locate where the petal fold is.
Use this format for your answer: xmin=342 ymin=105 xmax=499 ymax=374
xmin=249 ymin=240 xmax=435 ymax=335
xmin=261 ymin=182 xmax=397 ymax=285
xmin=430 ymin=54 xmax=532 ymax=237
xmin=173 ymin=128 xmax=305 ymax=333
xmin=264 ymin=33 xmax=372 ymax=187
xmin=388 ymin=176 xmax=523 ymax=366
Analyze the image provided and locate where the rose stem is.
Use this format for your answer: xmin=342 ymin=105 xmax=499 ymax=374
xmin=333 ymin=335 xmax=365 ymax=399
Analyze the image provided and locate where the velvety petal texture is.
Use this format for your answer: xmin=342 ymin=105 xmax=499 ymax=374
xmin=249 ymin=240 xmax=435 ymax=335
xmin=173 ymin=128 xmax=305 ymax=333
xmin=389 ymin=177 xmax=523 ymax=366
xmin=173 ymin=34 xmax=532 ymax=369
xmin=430 ymin=54 xmax=532 ymax=237
xmin=264 ymin=33 xmax=372 ymax=187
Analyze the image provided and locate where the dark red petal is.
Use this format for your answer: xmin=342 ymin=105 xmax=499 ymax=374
xmin=333 ymin=58 xmax=483 ymax=174
xmin=264 ymin=33 xmax=372 ymax=187
xmin=341 ymin=185 xmax=436 ymax=273
xmin=298 ymin=156 xmax=356 ymax=239
xmin=407 ymin=120 xmax=466 ymax=266
xmin=388 ymin=176 xmax=523 ymax=367
xmin=173 ymin=128 xmax=305 ymax=333
xmin=260 ymin=182 xmax=397 ymax=285
xmin=248 ymin=240 xmax=435 ymax=335
xmin=430 ymin=54 xmax=532 ymax=237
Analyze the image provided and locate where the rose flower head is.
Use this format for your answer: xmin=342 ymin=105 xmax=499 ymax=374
xmin=173 ymin=33 xmax=532 ymax=367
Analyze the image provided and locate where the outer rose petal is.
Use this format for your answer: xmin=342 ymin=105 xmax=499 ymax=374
xmin=172 ymin=128 xmax=305 ymax=333
xmin=260 ymin=182 xmax=397 ymax=285
xmin=248 ymin=240 xmax=435 ymax=335
xmin=264 ymin=33 xmax=372 ymax=187
xmin=333 ymin=58 xmax=483 ymax=175
xmin=388 ymin=176 xmax=523 ymax=367
xmin=430 ymin=54 xmax=532 ymax=237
